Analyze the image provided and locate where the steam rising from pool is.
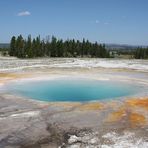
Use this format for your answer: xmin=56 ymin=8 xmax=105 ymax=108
xmin=3 ymin=78 xmax=146 ymax=102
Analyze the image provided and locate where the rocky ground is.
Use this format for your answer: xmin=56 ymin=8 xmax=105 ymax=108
xmin=0 ymin=58 xmax=148 ymax=148
xmin=0 ymin=93 xmax=148 ymax=148
xmin=0 ymin=57 xmax=148 ymax=72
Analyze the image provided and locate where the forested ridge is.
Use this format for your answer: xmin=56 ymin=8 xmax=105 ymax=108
xmin=9 ymin=35 xmax=109 ymax=58
xmin=0 ymin=35 xmax=146 ymax=59
xmin=134 ymin=47 xmax=148 ymax=59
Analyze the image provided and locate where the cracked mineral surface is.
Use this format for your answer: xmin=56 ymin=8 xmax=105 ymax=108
xmin=0 ymin=58 xmax=148 ymax=148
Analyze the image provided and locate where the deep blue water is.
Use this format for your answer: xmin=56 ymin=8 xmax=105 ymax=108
xmin=4 ymin=78 xmax=143 ymax=102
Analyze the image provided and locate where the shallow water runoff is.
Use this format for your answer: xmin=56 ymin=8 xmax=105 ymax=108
xmin=2 ymin=77 xmax=147 ymax=102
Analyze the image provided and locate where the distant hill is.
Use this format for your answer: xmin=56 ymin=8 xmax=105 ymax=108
xmin=0 ymin=43 xmax=10 ymax=49
xmin=105 ymin=44 xmax=147 ymax=51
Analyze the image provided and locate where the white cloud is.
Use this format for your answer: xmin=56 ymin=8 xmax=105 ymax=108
xmin=95 ymin=20 xmax=100 ymax=24
xmin=17 ymin=11 xmax=31 ymax=16
xmin=91 ymin=20 xmax=110 ymax=25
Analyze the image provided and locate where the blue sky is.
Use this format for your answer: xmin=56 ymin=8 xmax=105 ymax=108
xmin=0 ymin=0 xmax=148 ymax=45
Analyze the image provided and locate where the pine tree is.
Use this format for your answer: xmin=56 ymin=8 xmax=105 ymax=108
xmin=26 ymin=35 xmax=32 ymax=58
xmin=16 ymin=35 xmax=24 ymax=58
xmin=9 ymin=36 xmax=16 ymax=56
xmin=50 ymin=36 xmax=57 ymax=57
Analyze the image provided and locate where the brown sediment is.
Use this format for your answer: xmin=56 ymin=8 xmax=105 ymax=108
xmin=104 ymin=100 xmax=120 ymax=108
xmin=0 ymin=73 xmax=15 ymax=77
xmin=0 ymin=72 xmax=32 ymax=78
xmin=106 ymin=104 xmax=147 ymax=127
xmin=129 ymin=112 xmax=146 ymax=127
xmin=0 ymin=72 xmax=33 ymax=86
xmin=126 ymin=98 xmax=148 ymax=110
xmin=105 ymin=107 xmax=126 ymax=122
xmin=48 ymin=102 xmax=104 ymax=111
xmin=51 ymin=102 xmax=82 ymax=109
xmin=78 ymin=102 xmax=104 ymax=111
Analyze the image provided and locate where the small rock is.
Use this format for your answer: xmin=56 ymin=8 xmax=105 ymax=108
xmin=68 ymin=135 xmax=80 ymax=144
xmin=89 ymin=137 xmax=98 ymax=144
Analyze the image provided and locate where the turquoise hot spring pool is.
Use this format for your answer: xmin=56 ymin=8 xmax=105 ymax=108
xmin=2 ymin=78 xmax=147 ymax=102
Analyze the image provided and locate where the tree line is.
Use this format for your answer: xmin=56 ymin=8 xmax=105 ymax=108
xmin=9 ymin=35 xmax=110 ymax=58
xmin=134 ymin=47 xmax=148 ymax=59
